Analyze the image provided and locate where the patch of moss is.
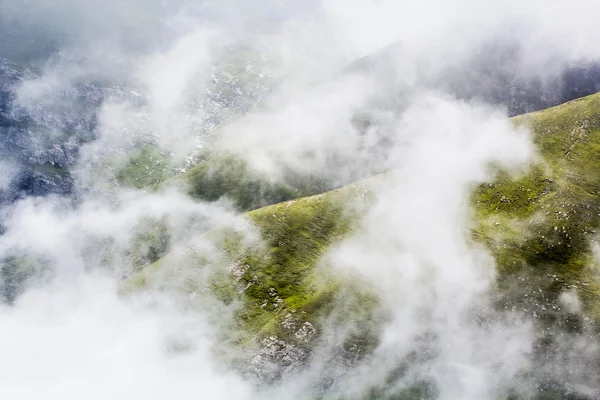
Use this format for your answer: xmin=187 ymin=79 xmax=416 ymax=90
xmin=474 ymin=165 xmax=553 ymax=220
xmin=115 ymin=145 xmax=174 ymax=190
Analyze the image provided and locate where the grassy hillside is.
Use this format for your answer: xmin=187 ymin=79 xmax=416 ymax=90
xmin=123 ymin=93 xmax=600 ymax=396
xmin=472 ymin=93 xmax=600 ymax=322
xmin=122 ymin=176 xmax=384 ymax=377
xmin=164 ymin=153 xmax=333 ymax=212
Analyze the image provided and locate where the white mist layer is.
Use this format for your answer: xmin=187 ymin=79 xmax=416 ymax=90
xmin=1 ymin=0 xmax=600 ymax=399
xmin=255 ymin=95 xmax=536 ymax=400
xmin=0 ymin=275 xmax=252 ymax=400
xmin=328 ymin=96 xmax=535 ymax=399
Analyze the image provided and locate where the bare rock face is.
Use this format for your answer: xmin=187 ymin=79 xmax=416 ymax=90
xmin=246 ymin=310 xmax=320 ymax=381
xmin=249 ymin=335 xmax=309 ymax=382
xmin=0 ymin=58 xmax=137 ymax=203
xmin=294 ymin=322 xmax=317 ymax=342
xmin=0 ymin=60 xmax=80 ymax=202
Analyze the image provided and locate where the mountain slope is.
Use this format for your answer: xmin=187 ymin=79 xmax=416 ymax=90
xmin=473 ymin=93 xmax=600 ymax=321
xmin=123 ymin=92 xmax=600 ymax=396
xmin=122 ymin=175 xmax=383 ymax=379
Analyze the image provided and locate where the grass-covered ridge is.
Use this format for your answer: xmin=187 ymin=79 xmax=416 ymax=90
xmin=122 ymin=176 xmax=383 ymax=374
xmin=472 ymin=93 xmax=600 ymax=321
xmin=124 ymin=93 xmax=600 ymax=393
xmin=166 ymin=152 xmax=333 ymax=212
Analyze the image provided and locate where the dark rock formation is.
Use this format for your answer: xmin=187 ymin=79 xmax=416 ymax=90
xmin=0 ymin=58 xmax=131 ymax=203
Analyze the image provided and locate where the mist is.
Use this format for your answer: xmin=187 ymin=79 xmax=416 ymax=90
xmin=2 ymin=0 xmax=600 ymax=399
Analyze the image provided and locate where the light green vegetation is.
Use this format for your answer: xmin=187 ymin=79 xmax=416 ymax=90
xmin=471 ymin=93 xmax=600 ymax=322
xmin=231 ymin=183 xmax=376 ymax=338
xmin=115 ymin=144 xmax=174 ymax=190
xmin=123 ymin=177 xmax=382 ymax=343
xmin=123 ymin=93 xmax=600 ymax=397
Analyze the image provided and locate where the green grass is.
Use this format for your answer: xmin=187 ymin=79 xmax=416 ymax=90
xmin=115 ymin=145 xmax=174 ymax=190
xmin=166 ymin=152 xmax=332 ymax=212
xmin=123 ymin=92 xmax=600 ymax=396
xmin=472 ymin=93 xmax=600 ymax=321
xmin=122 ymin=178 xmax=381 ymax=351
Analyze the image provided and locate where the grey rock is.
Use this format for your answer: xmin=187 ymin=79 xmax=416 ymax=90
xmin=249 ymin=335 xmax=308 ymax=382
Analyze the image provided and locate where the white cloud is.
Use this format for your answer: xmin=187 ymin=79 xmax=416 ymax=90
xmin=2 ymin=0 xmax=600 ymax=398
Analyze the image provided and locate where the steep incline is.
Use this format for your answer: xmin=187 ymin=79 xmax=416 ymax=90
xmin=473 ymin=93 xmax=600 ymax=320
xmin=124 ymin=93 xmax=600 ymax=395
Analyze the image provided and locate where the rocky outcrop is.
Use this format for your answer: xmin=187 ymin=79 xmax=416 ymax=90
xmin=0 ymin=58 xmax=134 ymax=202
xmin=123 ymin=92 xmax=600 ymax=397
xmin=0 ymin=126 xmax=78 ymax=167
xmin=0 ymin=60 xmax=80 ymax=201
xmin=1 ymin=167 xmax=74 ymax=202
